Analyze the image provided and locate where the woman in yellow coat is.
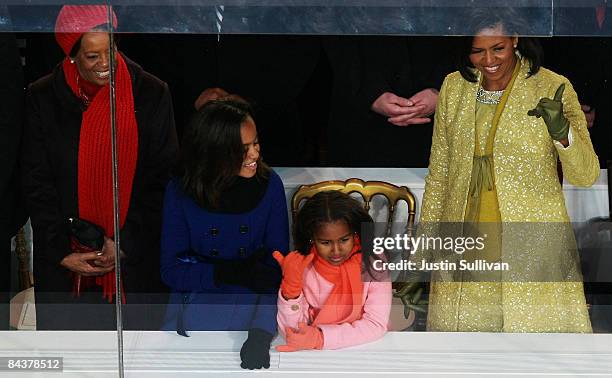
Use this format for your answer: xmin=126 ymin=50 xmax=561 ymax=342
xmin=418 ymin=9 xmax=599 ymax=332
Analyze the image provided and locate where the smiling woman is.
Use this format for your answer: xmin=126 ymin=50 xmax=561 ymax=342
xmin=238 ymin=116 xmax=260 ymax=178
xmin=468 ymin=24 xmax=518 ymax=91
xmin=415 ymin=7 xmax=600 ymax=333
xmin=70 ymin=32 xmax=114 ymax=86
xmin=21 ymin=5 xmax=178 ymax=330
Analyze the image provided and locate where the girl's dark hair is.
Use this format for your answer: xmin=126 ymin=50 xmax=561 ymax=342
xmin=293 ymin=190 xmax=374 ymax=259
xmin=176 ymin=99 xmax=269 ymax=209
xmin=458 ymin=7 xmax=543 ymax=83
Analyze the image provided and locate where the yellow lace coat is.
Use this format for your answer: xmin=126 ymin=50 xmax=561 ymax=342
xmin=420 ymin=59 xmax=599 ymax=332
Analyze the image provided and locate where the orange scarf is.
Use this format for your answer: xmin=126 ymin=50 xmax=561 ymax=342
xmin=63 ymin=53 xmax=138 ymax=303
xmin=311 ymin=237 xmax=364 ymax=326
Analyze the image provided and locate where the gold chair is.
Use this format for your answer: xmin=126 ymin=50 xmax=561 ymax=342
xmin=291 ymin=178 xmax=419 ymax=331
xmin=15 ymin=226 xmax=33 ymax=290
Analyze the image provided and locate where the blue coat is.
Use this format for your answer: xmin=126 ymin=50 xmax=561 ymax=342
xmin=160 ymin=171 xmax=289 ymax=335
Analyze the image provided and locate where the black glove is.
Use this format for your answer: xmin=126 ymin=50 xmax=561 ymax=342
xmin=240 ymin=328 xmax=273 ymax=370
xmin=213 ymin=248 xmax=281 ymax=293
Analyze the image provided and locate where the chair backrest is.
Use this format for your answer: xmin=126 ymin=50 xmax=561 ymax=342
xmin=291 ymin=178 xmax=418 ymax=331
xmin=291 ymin=178 xmax=416 ymax=238
xmin=15 ymin=226 xmax=33 ymax=290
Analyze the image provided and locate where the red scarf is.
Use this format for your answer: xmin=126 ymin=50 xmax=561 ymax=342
xmin=311 ymin=236 xmax=364 ymax=326
xmin=596 ymin=2 xmax=607 ymax=29
xmin=63 ymin=53 xmax=138 ymax=303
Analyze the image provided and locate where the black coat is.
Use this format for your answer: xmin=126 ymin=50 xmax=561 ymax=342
xmin=0 ymin=33 xmax=24 ymax=232
xmin=0 ymin=32 xmax=24 ymax=330
xmin=21 ymin=55 xmax=178 ymax=329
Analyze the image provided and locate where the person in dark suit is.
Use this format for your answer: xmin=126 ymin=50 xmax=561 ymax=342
xmin=325 ymin=35 xmax=456 ymax=167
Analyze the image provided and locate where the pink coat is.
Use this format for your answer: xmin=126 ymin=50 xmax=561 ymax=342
xmin=277 ymin=264 xmax=392 ymax=350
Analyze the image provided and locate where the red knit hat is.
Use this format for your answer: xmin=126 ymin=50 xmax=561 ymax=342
xmin=55 ymin=5 xmax=118 ymax=56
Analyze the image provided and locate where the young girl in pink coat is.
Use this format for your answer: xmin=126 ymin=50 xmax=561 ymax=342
xmin=273 ymin=191 xmax=392 ymax=351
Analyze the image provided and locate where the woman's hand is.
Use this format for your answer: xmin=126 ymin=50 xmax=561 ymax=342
xmin=60 ymin=252 xmax=114 ymax=276
xmin=272 ymin=251 xmax=314 ymax=299
xmin=93 ymin=236 xmax=117 ymax=269
xmin=528 ymin=83 xmax=570 ymax=141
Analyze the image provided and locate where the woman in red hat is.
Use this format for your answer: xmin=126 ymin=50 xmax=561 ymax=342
xmin=21 ymin=5 xmax=178 ymax=330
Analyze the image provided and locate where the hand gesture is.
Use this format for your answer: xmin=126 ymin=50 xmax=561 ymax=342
xmin=528 ymin=83 xmax=570 ymax=141
xmin=276 ymin=322 xmax=323 ymax=352
xmin=371 ymin=92 xmax=417 ymax=115
xmin=387 ymin=88 xmax=439 ymax=126
xmin=393 ymin=273 xmax=428 ymax=317
xmin=92 ymin=236 xmax=116 ymax=269
xmin=272 ymin=251 xmax=314 ymax=299
xmin=371 ymin=89 xmax=438 ymax=126
xmin=60 ymin=252 xmax=114 ymax=276
xmin=371 ymin=91 xmax=429 ymax=126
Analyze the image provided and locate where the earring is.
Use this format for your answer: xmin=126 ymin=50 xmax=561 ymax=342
xmin=513 ymin=44 xmax=517 ymax=48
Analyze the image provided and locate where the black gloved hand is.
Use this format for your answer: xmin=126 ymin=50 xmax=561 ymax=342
xmin=213 ymin=248 xmax=281 ymax=293
xmin=240 ymin=328 xmax=273 ymax=370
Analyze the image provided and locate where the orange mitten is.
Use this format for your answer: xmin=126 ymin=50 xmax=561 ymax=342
xmin=276 ymin=322 xmax=323 ymax=352
xmin=272 ymin=251 xmax=314 ymax=299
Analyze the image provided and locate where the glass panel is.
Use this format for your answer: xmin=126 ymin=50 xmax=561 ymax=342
xmin=116 ymin=1 xmax=611 ymax=374
xmin=114 ymin=1 xmax=554 ymax=36
xmin=0 ymin=1 xmax=562 ymax=35
xmin=554 ymin=0 xmax=612 ymax=36
xmin=4 ymin=5 xmax=121 ymax=376
xmin=0 ymin=1 xmax=610 ymax=37
xmin=3 ymin=1 xmax=611 ymax=376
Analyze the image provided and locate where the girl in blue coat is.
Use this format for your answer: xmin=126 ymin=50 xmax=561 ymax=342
xmin=160 ymin=99 xmax=289 ymax=369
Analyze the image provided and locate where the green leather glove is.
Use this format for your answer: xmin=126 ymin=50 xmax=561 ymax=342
xmin=527 ymin=83 xmax=570 ymax=141
xmin=393 ymin=271 xmax=428 ymax=317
